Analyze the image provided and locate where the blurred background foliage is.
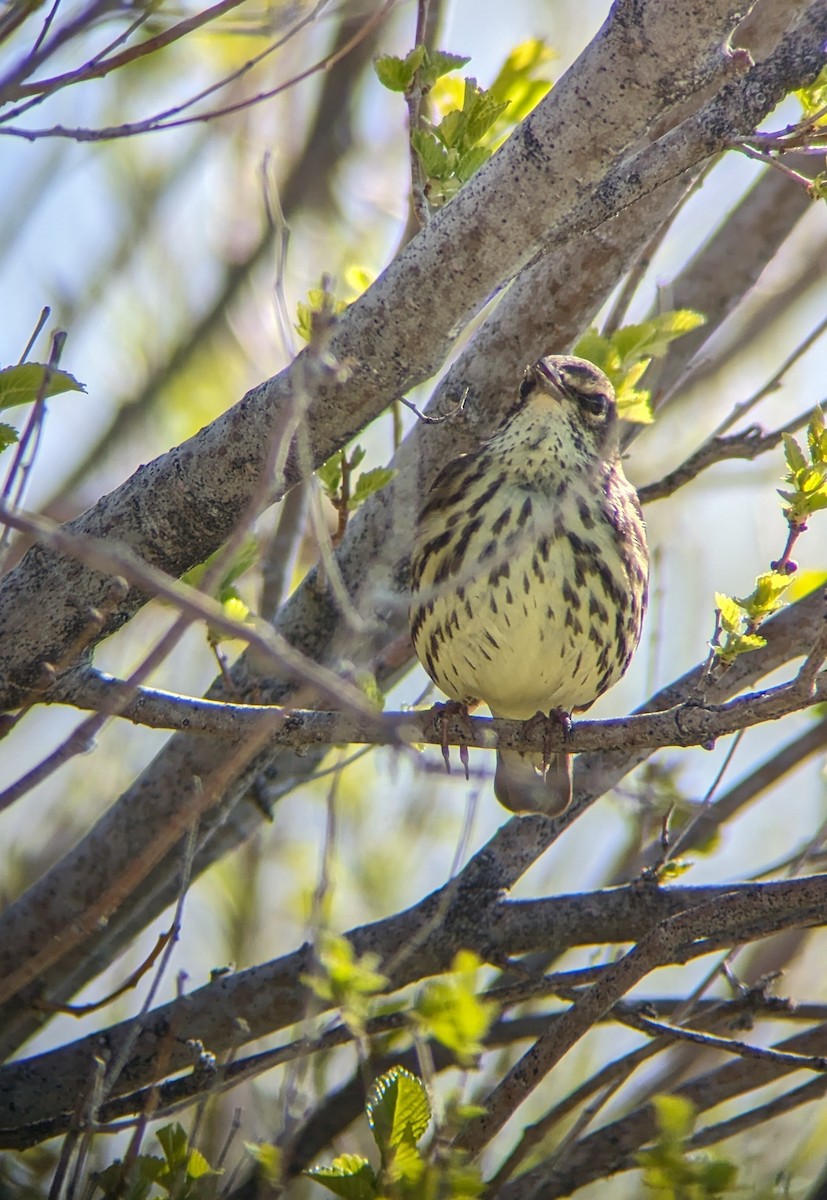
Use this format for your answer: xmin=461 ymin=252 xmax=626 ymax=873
xmin=2 ymin=1 xmax=827 ymax=1196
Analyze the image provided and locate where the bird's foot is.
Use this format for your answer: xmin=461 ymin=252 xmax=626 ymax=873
xmin=433 ymin=700 xmax=473 ymax=780
xmin=522 ymin=708 xmax=572 ymax=779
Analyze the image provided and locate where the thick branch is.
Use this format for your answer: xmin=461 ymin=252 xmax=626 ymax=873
xmin=4 ymin=872 xmax=827 ymax=1144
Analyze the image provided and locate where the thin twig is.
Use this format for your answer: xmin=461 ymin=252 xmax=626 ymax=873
xmin=639 ymin=405 xmax=818 ymax=504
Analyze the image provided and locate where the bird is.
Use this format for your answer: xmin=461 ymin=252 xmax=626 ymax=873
xmin=409 ymin=354 xmax=648 ymax=816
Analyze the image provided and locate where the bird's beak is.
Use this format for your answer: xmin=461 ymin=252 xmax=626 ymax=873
xmin=535 ymin=358 xmax=563 ymax=395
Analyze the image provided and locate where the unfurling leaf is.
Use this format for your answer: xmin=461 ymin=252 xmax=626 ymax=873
xmin=366 ymin=1066 xmax=431 ymax=1155
xmin=413 ymin=950 xmax=498 ymax=1065
xmin=306 ymin=1155 xmax=378 ymax=1200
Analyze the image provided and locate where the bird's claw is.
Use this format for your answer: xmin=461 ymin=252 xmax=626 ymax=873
xmin=522 ymin=708 xmax=572 ymax=780
xmin=434 ymin=701 xmax=473 ymax=779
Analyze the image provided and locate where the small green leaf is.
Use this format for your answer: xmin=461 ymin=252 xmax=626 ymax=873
xmin=181 ymin=534 xmax=259 ymax=599
xmin=462 ymin=82 xmax=508 ymax=144
xmin=421 ymin=49 xmax=471 ymax=88
xmin=356 ymin=670 xmax=386 ymax=711
xmin=411 ymin=127 xmax=452 ymax=178
xmin=307 ymin=1155 xmax=378 ymax=1200
xmin=349 ymin=466 xmax=396 ymax=509
xmin=374 ymin=49 xmax=422 ymax=92
xmin=185 ymin=1147 xmax=215 ymax=1180
xmin=652 ymin=1094 xmax=695 ymax=1140
xmin=295 ymin=287 xmax=347 ymax=342
xmin=365 ymin=1066 xmax=431 ymax=1155
xmin=349 ymin=444 xmax=366 ymax=470
xmin=657 ymin=859 xmax=693 ymax=881
xmin=714 ymin=592 xmax=743 ymax=634
xmin=157 ymin=1123 xmax=189 ymax=1167
xmin=456 ymin=145 xmax=491 ymax=183
xmin=572 ymin=328 xmax=610 ymax=369
xmin=245 ymin=1142 xmax=281 ymax=1184
xmin=0 ymin=423 xmax=18 ymax=452
xmin=413 ymin=950 xmax=498 ymax=1066
xmin=799 ymin=465 xmax=827 ymax=493
xmin=795 ymin=63 xmax=827 ymax=120
xmin=783 ymin=432 xmax=807 ymax=474
xmin=0 ymin=362 xmax=86 ymax=410
xmin=808 ymin=404 xmax=826 ymax=450
xmin=701 ymin=1159 xmax=739 ymax=1192
xmin=317 ymin=452 xmax=343 ymax=496
xmin=95 ymin=1157 xmax=165 ymax=1199
xmin=301 ymin=933 xmax=388 ymax=1037
xmin=737 ymin=571 xmax=790 ymax=618
xmin=436 ymin=107 xmax=467 ymax=149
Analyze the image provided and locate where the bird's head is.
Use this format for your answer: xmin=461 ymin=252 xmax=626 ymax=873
xmin=515 ymin=354 xmax=618 ymax=457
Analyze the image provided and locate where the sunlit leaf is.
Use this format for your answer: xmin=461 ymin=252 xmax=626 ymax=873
xmin=306 ymin=1155 xmax=377 ymax=1200
xmin=0 ymin=362 xmax=86 ymax=410
xmin=366 ymin=1066 xmax=431 ymax=1154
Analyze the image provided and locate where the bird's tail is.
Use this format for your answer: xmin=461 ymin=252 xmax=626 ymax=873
xmin=494 ymin=748 xmax=573 ymax=816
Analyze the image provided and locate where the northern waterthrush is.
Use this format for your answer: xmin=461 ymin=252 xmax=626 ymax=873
xmin=410 ymin=355 xmax=649 ymax=815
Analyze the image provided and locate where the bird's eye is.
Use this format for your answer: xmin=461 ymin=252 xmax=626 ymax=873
xmin=579 ymin=391 xmax=609 ymax=419
xmin=519 ymin=373 xmax=537 ymax=400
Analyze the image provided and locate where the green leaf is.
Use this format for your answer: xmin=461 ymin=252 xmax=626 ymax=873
xmin=489 ymin=38 xmax=555 ymax=123
xmin=366 ymin=1066 xmax=431 ymax=1155
xmin=317 ymin=451 xmax=343 ymax=496
xmin=245 ymin=1142 xmax=282 ymax=1184
xmin=716 ymin=630 xmax=767 ymax=664
xmin=306 ymin=1155 xmax=378 ymax=1200
xmin=701 ymin=1159 xmax=739 ymax=1192
xmin=462 ymin=81 xmax=509 ymax=145
xmin=0 ymin=362 xmax=86 ymax=410
xmin=808 ymin=172 xmax=827 ymax=203
xmin=0 ymin=423 xmax=18 ymax=452
xmin=652 ymin=1094 xmax=695 ymax=1140
xmin=95 ymin=1157 xmax=165 ymax=1200
xmin=657 ymin=859 xmax=693 ymax=881
xmin=295 ymin=287 xmax=347 ymax=342
xmin=615 ymin=358 xmax=654 ymax=424
xmin=436 ymin=107 xmax=467 ymax=149
xmin=157 ymin=1123 xmax=189 ymax=1168
xmin=808 ymin=404 xmax=826 ymax=449
xmin=783 ymin=431 xmax=807 ymax=474
xmin=355 ymin=670 xmax=386 ymax=711
xmin=456 ymin=145 xmax=491 ymax=183
xmin=411 ymin=127 xmax=452 ymax=179
xmin=795 ymin=63 xmax=827 ymax=120
xmin=737 ymin=571 xmax=790 ymax=618
xmin=374 ymin=49 xmax=423 ymax=92
xmin=301 ymin=933 xmax=388 ymax=1036
xmin=413 ymin=950 xmax=498 ymax=1066
xmin=349 ymin=466 xmax=396 ymax=509
xmin=349 ymin=444 xmax=366 ymax=470
xmin=572 ymin=328 xmax=610 ymax=370
xmin=184 ymin=1147 xmax=215 ymax=1180
xmin=799 ymin=464 xmax=827 ymax=493
xmin=714 ymin=592 xmax=743 ymax=634
xmin=181 ymin=534 xmax=259 ymax=602
xmin=422 ymin=49 xmax=471 ymax=88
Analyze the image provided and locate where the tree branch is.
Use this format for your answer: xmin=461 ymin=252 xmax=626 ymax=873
xmin=5 ymin=872 xmax=827 ymax=1145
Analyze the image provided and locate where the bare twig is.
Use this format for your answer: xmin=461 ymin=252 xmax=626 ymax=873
xmin=638 ymin=405 xmax=817 ymax=504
